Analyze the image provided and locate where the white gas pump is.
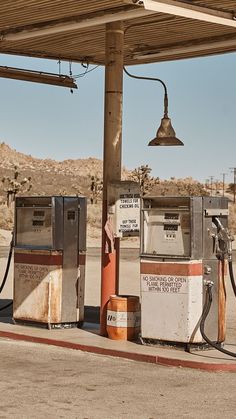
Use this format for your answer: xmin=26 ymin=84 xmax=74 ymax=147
xmin=140 ymin=196 xmax=231 ymax=350
xmin=13 ymin=196 xmax=86 ymax=329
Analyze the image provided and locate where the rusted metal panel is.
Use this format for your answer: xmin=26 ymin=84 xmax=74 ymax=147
xmin=14 ymin=251 xmax=63 ymax=265
xmin=141 ymin=261 xmax=203 ymax=276
xmin=13 ymin=262 xmax=62 ymax=324
xmin=50 ymin=274 xmax=63 ymax=324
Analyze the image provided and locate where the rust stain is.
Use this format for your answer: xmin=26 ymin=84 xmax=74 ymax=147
xmin=50 ymin=271 xmax=62 ymax=324
xmin=78 ymin=253 xmax=86 ymax=266
xmin=140 ymin=262 xmax=203 ymax=276
xmin=218 ymin=260 xmax=226 ymax=342
xmin=14 ymin=252 xmax=63 ymax=266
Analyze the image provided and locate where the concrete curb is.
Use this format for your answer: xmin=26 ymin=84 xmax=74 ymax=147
xmin=0 ymin=330 xmax=236 ymax=372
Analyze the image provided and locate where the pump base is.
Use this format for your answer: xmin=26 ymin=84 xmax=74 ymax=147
xmin=13 ymin=319 xmax=84 ymax=330
xmin=140 ymin=337 xmax=224 ymax=352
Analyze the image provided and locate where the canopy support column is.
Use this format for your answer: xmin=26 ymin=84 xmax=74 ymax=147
xmin=100 ymin=21 xmax=124 ymax=335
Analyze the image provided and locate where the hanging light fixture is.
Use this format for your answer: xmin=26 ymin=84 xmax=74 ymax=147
xmin=148 ymin=90 xmax=183 ymax=146
xmin=123 ymin=66 xmax=183 ymax=146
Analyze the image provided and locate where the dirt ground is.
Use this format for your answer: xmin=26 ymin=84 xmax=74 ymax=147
xmin=0 ymin=338 xmax=236 ymax=419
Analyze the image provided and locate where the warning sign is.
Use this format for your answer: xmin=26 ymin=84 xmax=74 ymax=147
xmin=141 ymin=274 xmax=188 ymax=294
xmin=15 ymin=263 xmax=49 ymax=282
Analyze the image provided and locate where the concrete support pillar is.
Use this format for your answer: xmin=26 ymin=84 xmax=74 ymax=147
xmin=100 ymin=21 xmax=124 ymax=335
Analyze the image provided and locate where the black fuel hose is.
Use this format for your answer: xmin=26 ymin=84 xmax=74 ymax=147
xmin=0 ymin=301 xmax=13 ymax=312
xmin=228 ymin=260 xmax=236 ymax=298
xmin=0 ymin=236 xmax=13 ymax=312
xmin=0 ymin=237 xmax=13 ymax=294
xmin=200 ymin=284 xmax=236 ymax=358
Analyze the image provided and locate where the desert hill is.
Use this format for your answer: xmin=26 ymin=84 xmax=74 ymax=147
xmin=0 ymin=142 xmax=103 ymax=175
xmin=0 ymin=142 xmax=105 ymax=198
xmin=0 ymin=142 xmax=235 ymax=236
xmin=0 ymin=142 xmax=209 ymax=203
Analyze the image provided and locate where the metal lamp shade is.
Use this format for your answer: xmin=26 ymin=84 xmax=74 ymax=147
xmin=148 ymin=116 xmax=184 ymax=146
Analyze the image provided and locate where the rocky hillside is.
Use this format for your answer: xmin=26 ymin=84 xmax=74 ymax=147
xmin=0 ymin=142 xmax=134 ymax=199
xmin=0 ymin=142 xmax=106 ymax=198
xmin=0 ymin=142 xmax=129 ymax=237
xmin=0 ymin=142 xmax=104 ymax=175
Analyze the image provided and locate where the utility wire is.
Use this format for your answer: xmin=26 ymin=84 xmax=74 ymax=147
xmin=73 ymin=64 xmax=100 ymax=79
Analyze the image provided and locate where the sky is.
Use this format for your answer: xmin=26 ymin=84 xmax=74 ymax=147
xmin=0 ymin=51 xmax=235 ymax=183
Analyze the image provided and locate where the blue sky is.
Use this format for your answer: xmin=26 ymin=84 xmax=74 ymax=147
xmin=0 ymin=51 xmax=235 ymax=183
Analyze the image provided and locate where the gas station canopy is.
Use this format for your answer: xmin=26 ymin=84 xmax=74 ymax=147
xmin=0 ymin=0 xmax=236 ymax=65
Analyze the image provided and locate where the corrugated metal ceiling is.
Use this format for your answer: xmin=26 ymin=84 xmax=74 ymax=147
xmin=0 ymin=0 xmax=236 ymax=65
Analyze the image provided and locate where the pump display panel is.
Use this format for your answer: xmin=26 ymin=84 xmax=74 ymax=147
xmin=141 ymin=197 xmax=191 ymax=258
xmin=16 ymin=207 xmax=53 ymax=247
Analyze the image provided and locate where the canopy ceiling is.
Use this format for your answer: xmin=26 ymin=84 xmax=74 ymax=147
xmin=0 ymin=0 xmax=236 ymax=65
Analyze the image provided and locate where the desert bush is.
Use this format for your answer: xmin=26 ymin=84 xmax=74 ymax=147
xmin=87 ymin=203 xmax=102 ymax=229
xmin=150 ymin=177 xmax=209 ymax=197
xmin=0 ymin=204 xmax=14 ymax=230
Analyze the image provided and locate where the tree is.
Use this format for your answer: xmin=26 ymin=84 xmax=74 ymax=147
xmin=2 ymin=166 xmax=32 ymax=207
xmin=130 ymin=165 xmax=159 ymax=196
xmin=90 ymin=175 xmax=103 ymax=204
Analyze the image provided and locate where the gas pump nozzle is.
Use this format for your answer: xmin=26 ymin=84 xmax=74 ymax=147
xmin=212 ymin=216 xmax=236 ymax=300
xmin=212 ymin=216 xmax=234 ymax=261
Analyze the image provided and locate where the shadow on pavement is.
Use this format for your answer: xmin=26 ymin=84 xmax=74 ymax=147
xmin=0 ymin=301 xmax=100 ymax=325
